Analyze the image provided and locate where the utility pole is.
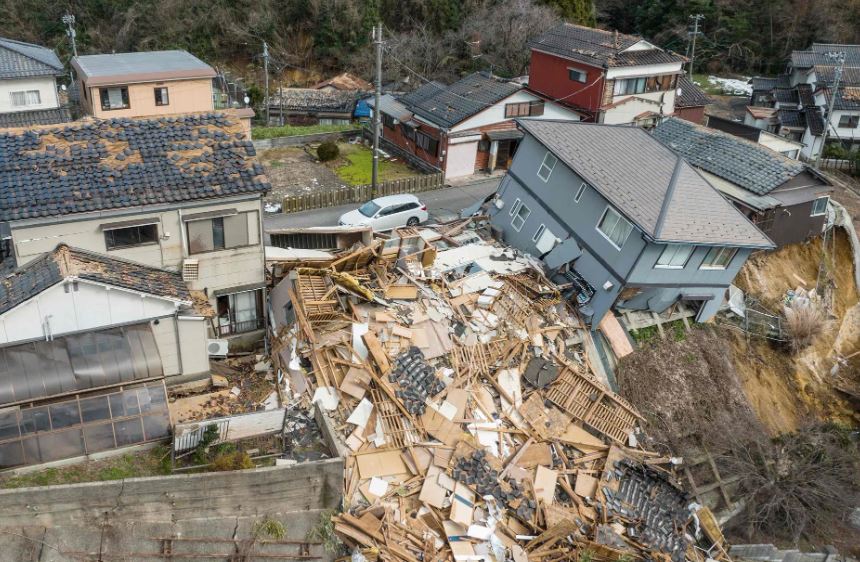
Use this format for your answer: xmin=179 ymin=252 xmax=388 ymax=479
xmin=372 ymin=23 xmax=383 ymax=196
xmin=62 ymin=14 xmax=78 ymax=57
xmin=688 ymin=14 xmax=704 ymax=76
xmin=263 ymin=41 xmax=270 ymax=126
xmin=815 ymin=51 xmax=846 ymax=167
xmin=62 ymin=14 xmax=77 ymax=94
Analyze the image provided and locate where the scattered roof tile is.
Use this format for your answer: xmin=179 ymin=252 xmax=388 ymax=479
xmin=0 ymin=244 xmax=191 ymax=314
xmin=0 ymin=110 xmax=269 ymax=222
xmin=271 ymin=88 xmax=361 ymax=113
xmin=0 ymin=107 xmax=72 ymax=128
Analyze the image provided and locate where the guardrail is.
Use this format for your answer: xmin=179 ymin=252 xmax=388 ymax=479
xmin=281 ymin=172 xmax=446 ymax=213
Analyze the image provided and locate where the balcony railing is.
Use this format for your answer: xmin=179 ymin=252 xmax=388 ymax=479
xmin=217 ymin=317 xmax=264 ymax=337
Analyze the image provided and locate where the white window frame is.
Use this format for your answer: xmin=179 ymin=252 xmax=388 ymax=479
xmin=532 ymin=224 xmax=546 ymax=243
xmin=511 ymin=203 xmax=531 ymax=232
xmin=10 ymin=90 xmax=41 ymax=107
xmin=596 ymin=206 xmax=633 ymax=250
xmin=837 ymin=114 xmax=859 ymax=128
xmin=574 ymin=182 xmax=587 ymax=202
xmin=537 ymin=152 xmax=557 ymax=182
xmin=568 ymin=67 xmax=587 ymax=83
xmin=700 ymin=247 xmax=738 ymax=270
xmin=810 ymin=196 xmax=829 ymax=217
xmin=509 ymin=198 xmax=522 ymax=217
xmin=654 ymin=243 xmax=694 ymax=269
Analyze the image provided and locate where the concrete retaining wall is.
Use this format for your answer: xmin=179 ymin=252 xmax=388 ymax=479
xmin=252 ymin=129 xmax=362 ymax=151
xmin=0 ymin=458 xmax=343 ymax=528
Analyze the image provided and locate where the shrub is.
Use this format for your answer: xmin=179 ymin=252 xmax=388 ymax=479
xmin=783 ymin=302 xmax=825 ymax=352
xmin=210 ymin=450 xmax=254 ymax=471
xmin=317 ymin=141 xmax=339 ymax=162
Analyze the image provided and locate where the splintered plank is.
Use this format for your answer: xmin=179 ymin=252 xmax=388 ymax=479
xmin=370 ymin=388 xmax=421 ymax=449
xmin=544 ymin=366 xmax=641 ymax=444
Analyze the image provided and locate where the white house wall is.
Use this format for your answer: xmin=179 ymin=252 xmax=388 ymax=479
xmin=829 ymin=110 xmax=860 ymax=140
xmin=0 ymin=76 xmax=59 ymax=114
xmin=151 ymin=315 xmax=209 ymax=378
xmin=445 ymin=141 xmax=479 ymax=179
xmin=602 ymin=92 xmax=676 ymax=124
xmin=450 ymin=90 xmax=581 ymax=133
xmin=0 ymin=280 xmax=178 ymax=345
xmin=758 ymin=132 xmax=803 ymax=158
xmin=605 ymin=63 xmax=683 ymax=80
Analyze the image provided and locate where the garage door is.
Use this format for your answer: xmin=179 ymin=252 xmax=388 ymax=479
xmin=445 ymin=141 xmax=479 ymax=179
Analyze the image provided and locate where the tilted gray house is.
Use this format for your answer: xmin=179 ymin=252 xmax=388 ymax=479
xmin=489 ymin=120 xmax=774 ymax=327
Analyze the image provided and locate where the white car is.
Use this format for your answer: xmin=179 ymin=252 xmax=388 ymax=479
xmin=338 ymin=194 xmax=429 ymax=231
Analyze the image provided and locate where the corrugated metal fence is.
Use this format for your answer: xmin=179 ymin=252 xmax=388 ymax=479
xmin=282 ymin=172 xmax=445 ymax=213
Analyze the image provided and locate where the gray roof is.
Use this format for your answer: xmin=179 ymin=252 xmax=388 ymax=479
xmin=0 ymin=107 xmax=71 ymax=128
xmin=791 ymin=44 xmax=860 ymax=69
xmin=0 ymin=37 xmax=63 ymax=79
xmin=0 ymin=244 xmax=191 ymax=315
xmin=675 ymin=75 xmax=712 ymax=108
xmin=0 ymin=110 xmax=268 ymax=222
xmin=398 ymin=72 xmax=521 ymax=128
xmin=272 ymin=88 xmax=360 ymax=113
xmin=652 ymin=117 xmax=805 ymax=196
xmin=367 ymin=93 xmax=412 ymax=120
xmin=72 ymin=50 xmax=215 ymax=82
xmin=528 ymin=23 xmax=685 ymax=68
xmin=518 ymin=119 xmax=773 ymax=248
xmin=821 ymin=86 xmax=860 ymax=110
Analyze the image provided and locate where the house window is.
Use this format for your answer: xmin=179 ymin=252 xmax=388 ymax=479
xmin=532 ymin=224 xmax=546 ymax=243
xmin=537 ymin=151 xmax=557 ymax=182
xmin=382 ymin=113 xmax=396 ymax=129
xmin=574 ymin=183 xmax=587 ymax=202
xmin=100 ymin=87 xmax=130 ymax=110
xmin=504 ymin=101 xmax=545 ymax=118
xmin=401 ymin=123 xmax=416 ymax=141
xmin=568 ymin=68 xmax=587 ymax=83
xmin=597 ymin=206 xmax=633 ymax=250
xmin=104 ymin=223 xmax=159 ymax=250
xmin=614 ymin=77 xmax=647 ymax=96
xmin=186 ymin=212 xmax=255 ymax=254
xmin=511 ymin=202 xmax=531 ymax=232
xmin=216 ymin=289 xmax=264 ymax=335
xmin=509 ymin=198 xmax=522 ymax=217
xmin=655 ymin=243 xmax=694 ymax=269
xmin=700 ymin=247 xmax=737 ymax=270
xmin=10 ymin=90 xmax=41 ymax=107
xmin=838 ymin=114 xmax=859 ymax=128
xmin=154 ymin=87 xmax=169 ymax=106
xmin=416 ymin=131 xmax=439 ymax=156
xmin=810 ymin=196 xmax=829 ymax=216
xmin=613 ymin=74 xmax=677 ymax=96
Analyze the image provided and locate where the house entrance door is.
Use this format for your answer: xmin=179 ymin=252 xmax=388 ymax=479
xmin=496 ymin=140 xmax=520 ymax=169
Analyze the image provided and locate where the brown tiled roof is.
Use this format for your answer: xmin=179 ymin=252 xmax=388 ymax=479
xmin=313 ymin=72 xmax=372 ymax=91
xmin=0 ymin=244 xmax=191 ymax=315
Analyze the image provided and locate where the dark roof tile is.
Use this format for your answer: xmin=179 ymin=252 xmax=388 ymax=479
xmin=0 ymin=37 xmax=63 ymax=79
xmin=0 ymin=107 xmax=72 ymax=128
xmin=675 ymin=75 xmax=712 ymax=108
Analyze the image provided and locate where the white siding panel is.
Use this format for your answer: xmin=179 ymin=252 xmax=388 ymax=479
xmin=445 ymin=141 xmax=479 ymax=179
xmin=451 ymin=90 xmax=581 ymax=133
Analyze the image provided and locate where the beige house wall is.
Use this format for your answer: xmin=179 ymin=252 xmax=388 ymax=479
xmin=10 ymin=196 xmax=265 ymax=315
xmin=79 ymin=77 xmax=214 ymax=118
xmin=151 ymin=316 xmax=209 ymax=378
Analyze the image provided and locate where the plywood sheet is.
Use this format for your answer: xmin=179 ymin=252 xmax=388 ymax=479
xmin=356 ymin=450 xmax=409 ymax=479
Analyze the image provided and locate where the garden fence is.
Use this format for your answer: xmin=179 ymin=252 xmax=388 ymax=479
xmin=281 ymin=172 xmax=446 ymax=213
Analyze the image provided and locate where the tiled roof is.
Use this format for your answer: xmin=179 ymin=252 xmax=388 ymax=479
xmin=751 ymin=75 xmax=790 ymax=91
xmin=528 ymin=23 xmax=685 ymax=68
xmin=814 ymin=65 xmax=860 ymax=86
xmin=518 ymin=119 xmax=772 ymax=248
xmin=272 ymin=88 xmax=361 ymax=113
xmin=0 ymin=244 xmax=191 ymax=315
xmin=313 ymin=72 xmax=372 ymax=91
xmin=796 ymin=83 xmax=816 ymax=106
xmin=792 ymin=44 xmax=860 ymax=69
xmin=820 ymin=86 xmax=860 ymax=110
xmin=398 ymin=72 xmax=521 ymax=129
xmin=652 ymin=117 xmax=805 ymax=196
xmin=675 ymin=75 xmax=712 ymax=108
xmin=0 ymin=110 xmax=269 ymax=222
xmin=805 ymin=107 xmax=825 ymax=135
xmin=776 ymin=108 xmax=807 ymax=129
xmin=773 ymin=88 xmax=799 ymax=104
xmin=0 ymin=37 xmax=63 ymax=79
xmin=0 ymin=107 xmax=71 ymax=129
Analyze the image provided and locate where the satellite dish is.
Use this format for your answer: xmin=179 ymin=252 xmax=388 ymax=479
xmin=61 ymin=84 xmax=67 ymax=91
xmin=243 ymin=96 xmax=251 ymax=105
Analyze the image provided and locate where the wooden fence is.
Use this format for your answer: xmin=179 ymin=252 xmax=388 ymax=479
xmin=818 ymin=158 xmax=857 ymax=173
xmin=282 ymin=172 xmax=446 ymax=213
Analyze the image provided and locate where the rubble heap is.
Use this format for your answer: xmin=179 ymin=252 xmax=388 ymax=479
xmin=268 ymin=219 xmax=731 ymax=562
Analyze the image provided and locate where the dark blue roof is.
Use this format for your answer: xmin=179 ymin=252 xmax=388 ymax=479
xmin=0 ymin=111 xmax=269 ymax=222
xmin=398 ymin=73 xmax=521 ymax=128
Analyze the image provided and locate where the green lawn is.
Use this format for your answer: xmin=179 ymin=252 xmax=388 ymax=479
xmin=333 ymin=143 xmax=417 ymax=185
xmin=252 ymin=123 xmax=356 ymax=140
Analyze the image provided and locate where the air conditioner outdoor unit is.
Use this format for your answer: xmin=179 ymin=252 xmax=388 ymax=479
xmin=182 ymin=259 xmax=199 ymax=281
xmin=207 ymin=339 xmax=229 ymax=357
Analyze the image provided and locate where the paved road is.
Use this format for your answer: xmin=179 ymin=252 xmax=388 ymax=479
xmin=263 ymin=177 xmax=501 ymax=232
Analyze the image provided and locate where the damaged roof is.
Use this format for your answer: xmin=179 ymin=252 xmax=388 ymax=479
xmin=0 ymin=110 xmax=269 ymax=222
xmin=675 ymin=75 xmax=712 ymax=108
xmin=398 ymin=72 xmax=521 ymax=128
xmin=313 ymin=72 xmax=372 ymax=91
xmin=0 ymin=37 xmax=64 ymax=79
xmin=528 ymin=23 xmax=685 ymax=68
xmin=518 ymin=119 xmax=773 ymax=248
xmin=0 ymin=107 xmax=71 ymax=128
xmin=652 ymin=117 xmax=806 ymax=195
xmin=272 ymin=88 xmax=362 ymax=113
xmin=0 ymin=244 xmax=191 ymax=315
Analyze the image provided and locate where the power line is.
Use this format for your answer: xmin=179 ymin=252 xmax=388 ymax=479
xmin=687 ymin=14 xmax=704 ymax=76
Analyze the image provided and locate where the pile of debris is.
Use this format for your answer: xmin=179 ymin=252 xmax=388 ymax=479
xmin=268 ymin=219 xmax=731 ymax=562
